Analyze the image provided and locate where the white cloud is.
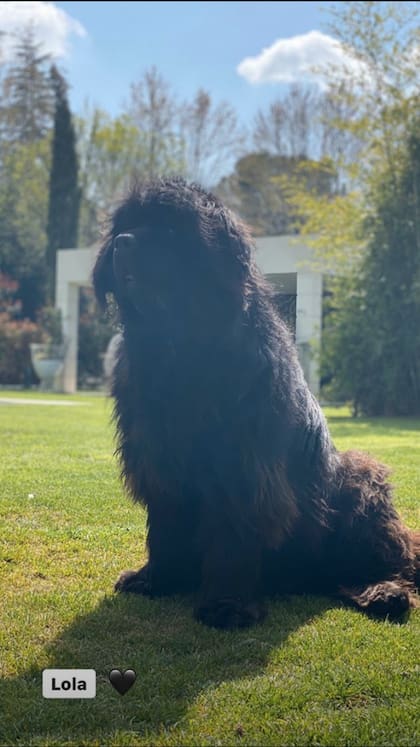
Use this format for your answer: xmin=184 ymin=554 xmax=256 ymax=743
xmin=0 ymin=1 xmax=86 ymax=61
xmin=237 ymin=30 xmax=364 ymax=88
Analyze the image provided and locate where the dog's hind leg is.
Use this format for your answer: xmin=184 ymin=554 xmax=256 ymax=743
xmin=409 ymin=530 xmax=420 ymax=590
xmin=328 ymin=450 xmax=419 ymax=619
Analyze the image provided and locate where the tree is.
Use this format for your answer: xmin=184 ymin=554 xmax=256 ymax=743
xmin=290 ymin=1 xmax=420 ymax=414
xmin=0 ymin=137 xmax=51 ymax=318
xmin=0 ymin=28 xmax=54 ymax=319
xmin=322 ymin=127 xmax=420 ymax=415
xmin=75 ymin=107 xmax=148 ymax=247
xmin=180 ymin=88 xmax=245 ymax=185
xmin=318 ymin=83 xmax=362 ymax=171
xmin=46 ymin=65 xmax=80 ymax=302
xmin=216 ymin=152 xmax=336 ymax=236
xmin=253 ymin=85 xmax=319 ymax=159
xmin=323 ymin=1 xmax=420 ymax=180
xmin=253 ymin=100 xmax=285 ymax=156
xmin=253 ymin=83 xmax=361 ymax=190
xmin=126 ymin=66 xmax=182 ymax=179
xmin=0 ymin=26 xmax=53 ymax=145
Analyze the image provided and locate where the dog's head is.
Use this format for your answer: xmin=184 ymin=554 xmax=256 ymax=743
xmin=92 ymin=178 xmax=254 ymax=335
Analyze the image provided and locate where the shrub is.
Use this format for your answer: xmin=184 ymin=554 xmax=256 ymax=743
xmin=0 ymin=313 xmax=45 ymax=386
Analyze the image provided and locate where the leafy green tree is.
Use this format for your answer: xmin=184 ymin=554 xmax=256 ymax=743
xmin=75 ymin=108 xmax=149 ymax=247
xmin=0 ymin=27 xmax=54 ymax=319
xmin=46 ymin=65 xmax=80 ymax=302
xmin=0 ymin=137 xmax=51 ymax=318
xmin=325 ymin=1 xmax=420 ymax=162
xmin=293 ymin=1 xmax=420 ymax=414
xmin=216 ymin=152 xmax=336 ymax=235
xmin=322 ymin=128 xmax=420 ymax=415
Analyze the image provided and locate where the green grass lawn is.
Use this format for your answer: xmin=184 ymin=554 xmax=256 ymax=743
xmin=0 ymin=391 xmax=419 ymax=747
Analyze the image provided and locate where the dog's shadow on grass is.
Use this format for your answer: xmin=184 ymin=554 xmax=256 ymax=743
xmin=2 ymin=591 xmax=334 ymax=744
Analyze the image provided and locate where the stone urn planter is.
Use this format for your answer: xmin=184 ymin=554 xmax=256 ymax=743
xmin=30 ymin=343 xmax=67 ymax=392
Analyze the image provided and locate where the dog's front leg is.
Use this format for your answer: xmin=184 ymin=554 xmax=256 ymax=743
xmin=194 ymin=514 xmax=266 ymax=629
xmin=115 ymin=497 xmax=199 ymax=596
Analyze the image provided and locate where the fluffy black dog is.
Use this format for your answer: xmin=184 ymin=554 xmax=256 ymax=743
xmin=93 ymin=178 xmax=419 ymax=628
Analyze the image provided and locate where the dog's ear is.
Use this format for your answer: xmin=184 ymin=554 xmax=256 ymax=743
xmin=92 ymin=239 xmax=115 ymax=309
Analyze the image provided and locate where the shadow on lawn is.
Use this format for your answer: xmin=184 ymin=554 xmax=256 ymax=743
xmin=1 ymin=591 xmax=334 ymax=745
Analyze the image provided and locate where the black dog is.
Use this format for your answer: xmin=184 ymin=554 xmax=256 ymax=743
xmin=93 ymin=178 xmax=419 ymax=628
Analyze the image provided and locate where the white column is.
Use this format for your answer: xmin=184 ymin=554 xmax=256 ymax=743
xmin=56 ymin=283 xmax=79 ymax=393
xmin=296 ymin=272 xmax=323 ymax=397
xmin=55 ymin=247 xmax=97 ymax=393
xmin=55 ymin=257 xmax=80 ymax=393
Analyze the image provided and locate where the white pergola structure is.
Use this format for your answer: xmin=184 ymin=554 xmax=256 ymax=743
xmin=55 ymin=236 xmax=322 ymax=395
xmin=55 ymin=246 xmax=97 ymax=394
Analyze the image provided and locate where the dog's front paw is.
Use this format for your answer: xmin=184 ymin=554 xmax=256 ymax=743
xmin=194 ymin=597 xmax=266 ymax=629
xmin=115 ymin=566 xmax=152 ymax=595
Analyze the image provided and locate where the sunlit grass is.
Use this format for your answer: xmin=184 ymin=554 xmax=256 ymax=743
xmin=0 ymin=391 xmax=419 ymax=746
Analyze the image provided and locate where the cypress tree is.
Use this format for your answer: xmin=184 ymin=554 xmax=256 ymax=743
xmin=46 ymin=65 xmax=80 ymax=302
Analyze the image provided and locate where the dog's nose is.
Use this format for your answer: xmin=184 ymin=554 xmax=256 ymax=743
xmin=114 ymin=233 xmax=136 ymax=254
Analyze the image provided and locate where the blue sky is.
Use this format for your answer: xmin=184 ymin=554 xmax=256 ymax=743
xmin=0 ymin=1 xmax=343 ymax=126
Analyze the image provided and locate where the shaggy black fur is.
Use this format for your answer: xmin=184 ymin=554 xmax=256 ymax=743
xmin=93 ymin=177 xmax=419 ymax=628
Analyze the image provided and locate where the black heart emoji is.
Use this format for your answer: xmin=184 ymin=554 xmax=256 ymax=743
xmin=109 ymin=668 xmax=136 ymax=695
